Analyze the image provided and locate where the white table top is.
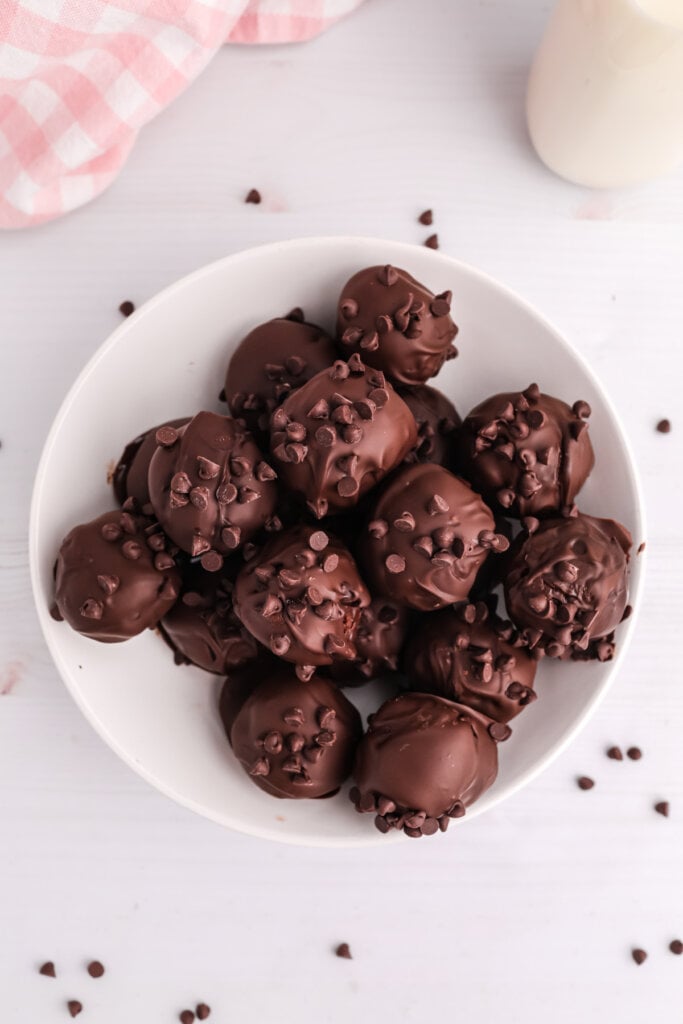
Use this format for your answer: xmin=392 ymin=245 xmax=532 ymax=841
xmin=1 ymin=1 xmax=681 ymax=1020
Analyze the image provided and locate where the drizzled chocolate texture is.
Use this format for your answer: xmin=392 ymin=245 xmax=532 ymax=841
xmin=53 ymin=505 xmax=180 ymax=642
xmin=226 ymin=668 xmax=362 ymax=798
xmin=269 ymin=354 xmax=417 ymax=519
xmin=457 ymin=384 xmax=595 ymax=517
xmin=404 ymin=601 xmax=537 ymax=723
xmin=148 ymin=412 xmax=279 ymax=571
xmin=336 ymin=264 xmax=458 ymax=385
xmin=359 ymin=462 xmax=509 ymax=611
xmin=232 ymin=524 xmax=371 ymax=682
xmin=351 ymin=693 xmax=499 ymax=837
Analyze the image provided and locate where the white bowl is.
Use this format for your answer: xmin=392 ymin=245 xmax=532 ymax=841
xmin=30 ymin=237 xmax=645 ymax=847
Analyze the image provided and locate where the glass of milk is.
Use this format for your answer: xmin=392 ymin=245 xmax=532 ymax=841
xmin=526 ymin=0 xmax=683 ymax=187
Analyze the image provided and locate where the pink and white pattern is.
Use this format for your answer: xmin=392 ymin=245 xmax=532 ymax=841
xmin=0 ymin=0 xmax=362 ymax=229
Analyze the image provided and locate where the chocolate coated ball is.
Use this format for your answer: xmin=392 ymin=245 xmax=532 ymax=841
xmin=399 ymin=384 xmax=461 ymax=467
xmin=113 ymin=417 xmax=189 ymax=507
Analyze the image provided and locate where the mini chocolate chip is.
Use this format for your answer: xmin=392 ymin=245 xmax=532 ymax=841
xmin=249 ymin=758 xmax=270 ymax=777
xmin=631 ymin=949 xmax=647 ymax=966
xmin=656 ymin=418 xmax=671 ymax=433
xmin=670 ymin=940 xmax=683 ymax=955
xmin=627 ymin=746 xmax=642 ymax=760
xmin=322 ymin=553 xmax=339 ymax=573
xmin=216 ymin=482 xmax=238 ymax=505
xmin=118 ymin=300 xmax=135 ymax=316
xmin=430 ymin=298 xmax=450 ymax=317
xmin=337 ymin=477 xmax=359 ymax=498
xmin=67 ymin=1002 xmax=83 ymax=1018
xmin=385 ymin=554 xmax=406 ymax=574
xmin=39 ymin=961 xmax=56 ymax=978
xmin=577 ymin=776 xmax=595 ymax=790
xmin=308 ymin=530 xmax=329 ymax=552
xmin=245 ymin=188 xmax=261 ymax=204
xmin=87 ymin=960 xmax=104 ymax=978
xmin=155 ymin=426 xmax=178 ymax=447
xmin=221 ymin=526 xmax=241 ymax=550
xmin=654 ymin=801 xmax=670 ymax=817
xmin=196 ymin=1005 xmax=211 ymax=1021
xmin=96 ymin=573 xmax=119 ymax=594
xmin=335 ymin=943 xmax=352 ymax=959
xmin=427 ymin=494 xmax=449 ymax=515
xmin=80 ymin=599 xmax=103 ymax=620
xmin=315 ymin=425 xmax=336 ymax=447
xmin=368 ymin=519 xmax=388 ymax=539
xmin=418 ymin=209 xmax=433 ymax=225
xmin=283 ymin=707 xmax=305 ymax=726
xmin=201 ymin=551 xmax=223 ymax=572
xmin=424 ymin=234 xmax=439 ymax=249
xmin=378 ymin=265 xmax=398 ymax=287
xmin=489 ymin=722 xmax=511 ymax=742
xmin=607 ymin=746 xmax=623 ymax=760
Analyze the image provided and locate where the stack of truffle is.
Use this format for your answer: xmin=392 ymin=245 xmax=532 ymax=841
xmin=51 ymin=264 xmax=632 ymax=839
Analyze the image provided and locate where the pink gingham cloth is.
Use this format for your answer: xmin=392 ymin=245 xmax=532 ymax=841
xmin=0 ymin=0 xmax=362 ymax=229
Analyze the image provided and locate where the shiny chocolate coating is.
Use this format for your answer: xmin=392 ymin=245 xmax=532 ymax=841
xmin=404 ymin=601 xmax=538 ymax=723
xmin=359 ymin=462 xmax=508 ymax=611
xmin=113 ymin=417 xmax=189 ymax=506
xmin=336 ymin=265 xmax=458 ymax=385
xmin=399 ymin=384 xmax=461 ymax=467
xmin=328 ymin=597 xmax=409 ymax=685
xmin=160 ymin=562 xmax=259 ymax=674
xmin=269 ymin=355 xmax=417 ymax=519
xmin=225 ymin=311 xmax=338 ymax=435
xmin=147 ymin=412 xmax=279 ymax=571
xmin=351 ymin=693 xmax=498 ymax=837
xmin=227 ymin=668 xmax=362 ymax=799
xmin=232 ymin=524 xmax=371 ymax=681
xmin=53 ymin=507 xmax=180 ymax=642
xmin=457 ymin=385 xmax=595 ymax=517
xmin=504 ymin=512 xmax=631 ymax=660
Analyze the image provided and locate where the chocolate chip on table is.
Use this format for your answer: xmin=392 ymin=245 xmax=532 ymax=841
xmin=424 ymin=234 xmax=439 ymax=249
xmin=179 ymin=1012 xmax=195 ymax=1024
xmin=67 ymin=1001 xmax=83 ymax=1017
xmin=637 ymin=541 xmax=646 ymax=554
xmin=118 ymin=300 xmax=135 ymax=317
xmin=196 ymin=1004 xmax=211 ymax=1020
xmin=39 ymin=961 xmax=56 ymax=977
xmin=335 ymin=943 xmax=352 ymax=959
xmin=418 ymin=209 xmax=433 ymax=226
xmin=670 ymin=939 xmax=683 ymax=955
xmin=577 ymin=776 xmax=595 ymax=790
xmin=607 ymin=746 xmax=623 ymax=761
xmin=627 ymin=747 xmax=642 ymax=761
xmin=656 ymin=419 xmax=671 ymax=433
xmin=87 ymin=960 xmax=104 ymax=978
xmin=245 ymin=188 xmax=262 ymax=204
xmin=654 ymin=801 xmax=670 ymax=817
xmin=631 ymin=948 xmax=647 ymax=966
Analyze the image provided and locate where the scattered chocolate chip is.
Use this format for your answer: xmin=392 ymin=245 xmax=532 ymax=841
xmin=87 ymin=960 xmax=104 ymax=978
xmin=631 ymin=948 xmax=647 ymax=966
xmin=245 ymin=188 xmax=261 ymax=204
xmin=118 ymin=300 xmax=135 ymax=317
xmin=196 ymin=1005 xmax=211 ymax=1021
xmin=39 ymin=961 xmax=56 ymax=978
xmin=654 ymin=801 xmax=670 ymax=817
xmin=669 ymin=939 xmax=683 ymax=955
xmin=627 ymin=746 xmax=642 ymax=761
xmin=577 ymin=776 xmax=595 ymax=790
xmin=67 ymin=1001 xmax=83 ymax=1018
xmin=335 ymin=943 xmax=352 ymax=959
xmin=418 ymin=209 xmax=433 ymax=226
xmin=607 ymin=746 xmax=623 ymax=761
xmin=424 ymin=234 xmax=439 ymax=249
xmin=637 ymin=541 xmax=646 ymax=554
xmin=656 ymin=419 xmax=671 ymax=433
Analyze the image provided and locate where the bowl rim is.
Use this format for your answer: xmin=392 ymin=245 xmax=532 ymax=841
xmin=29 ymin=235 xmax=647 ymax=847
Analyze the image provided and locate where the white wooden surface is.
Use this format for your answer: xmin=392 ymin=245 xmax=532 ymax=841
xmin=1 ymin=1 xmax=681 ymax=1019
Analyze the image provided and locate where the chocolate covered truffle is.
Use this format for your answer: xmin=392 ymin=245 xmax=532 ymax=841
xmin=269 ymin=354 xmax=417 ymax=518
xmin=113 ymin=417 xmax=189 ymax=506
xmin=504 ymin=512 xmax=631 ymax=659
xmin=399 ymin=384 xmax=461 ymax=467
xmin=457 ymin=384 xmax=595 ymax=517
xmin=225 ymin=311 xmax=338 ymax=434
xmin=404 ymin=602 xmax=537 ymax=723
xmin=359 ymin=462 xmax=508 ymax=611
xmin=148 ymin=412 xmax=279 ymax=570
xmin=351 ymin=693 xmax=498 ymax=837
xmin=53 ymin=507 xmax=180 ymax=642
xmin=336 ymin=265 xmax=458 ymax=385
xmin=160 ymin=563 xmax=258 ymax=674
xmin=227 ymin=668 xmax=362 ymax=798
xmin=329 ymin=597 xmax=409 ymax=685
xmin=232 ymin=524 xmax=371 ymax=681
